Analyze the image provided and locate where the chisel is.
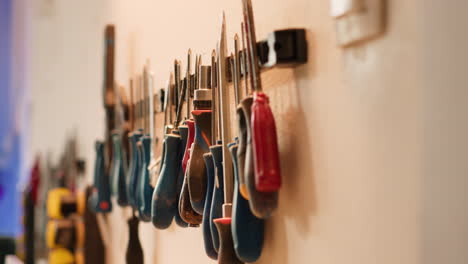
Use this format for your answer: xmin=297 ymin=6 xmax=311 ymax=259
xmin=89 ymin=25 xmax=115 ymax=213
xmin=213 ymin=13 xmax=243 ymax=264
xmin=152 ymin=63 xmax=186 ymax=229
xmin=242 ymin=0 xmax=281 ymax=193
xmin=230 ymin=41 xmax=264 ymax=263
xmin=138 ymin=65 xmax=155 ymax=222
xmin=187 ymin=59 xmax=213 ymax=214
xmin=239 ymin=21 xmax=278 ymax=219
xmin=202 ymin=50 xmax=218 ymax=260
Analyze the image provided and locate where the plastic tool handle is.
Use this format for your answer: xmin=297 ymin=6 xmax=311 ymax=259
xmin=89 ymin=141 xmax=112 ymax=213
xmin=138 ymin=136 xmax=154 ymax=222
xmin=188 ymin=110 xmax=212 ymax=214
xmin=210 ymin=145 xmax=224 ymax=252
xmin=236 ymin=104 xmax=250 ymax=200
xmin=125 ymin=216 xmax=144 ymax=264
xmin=112 ymin=133 xmax=129 ymax=206
xmin=135 ymin=141 xmax=144 ymax=218
xmin=242 ymin=99 xmax=278 ymax=219
xmin=202 ymin=153 xmax=218 ymax=260
xmin=251 ymin=92 xmax=282 ymax=192
xmin=182 ymin=120 xmax=195 ymax=172
xmin=151 ymin=134 xmax=181 ymax=229
xmin=230 ymin=143 xmax=264 ymax=262
xmin=214 ymin=218 xmax=243 ymax=264
xmin=174 ymin=126 xmax=190 ymax=227
xmin=127 ymin=132 xmax=142 ymax=209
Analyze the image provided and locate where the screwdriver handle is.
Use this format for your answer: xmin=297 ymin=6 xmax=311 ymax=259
xmin=242 ymin=99 xmax=278 ymax=219
xmin=178 ymin=169 xmax=203 ymax=225
xmin=251 ymin=92 xmax=281 ymax=192
xmin=111 ymin=133 xmax=129 ymax=206
xmin=236 ymin=104 xmax=250 ymax=200
xmin=181 ymin=120 xmax=195 ymax=172
xmin=151 ymin=135 xmax=180 ymax=229
xmin=214 ymin=218 xmax=243 ymax=264
xmin=138 ymin=136 xmax=153 ymax=222
xmin=188 ymin=110 xmax=212 ymax=214
xmin=174 ymin=126 xmax=190 ymax=227
xmin=89 ymin=141 xmax=112 ymax=213
xmin=229 ymin=143 xmax=264 ymax=262
xmin=127 ymin=132 xmax=142 ymax=210
xmin=202 ymin=153 xmax=218 ymax=260
xmin=125 ymin=215 xmax=144 ymax=264
xmin=210 ymin=145 xmax=224 ymax=252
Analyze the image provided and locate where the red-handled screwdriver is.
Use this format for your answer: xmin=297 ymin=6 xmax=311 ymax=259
xmin=242 ymin=0 xmax=281 ymax=193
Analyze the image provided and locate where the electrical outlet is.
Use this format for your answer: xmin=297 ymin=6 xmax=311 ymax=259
xmin=331 ymin=0 xmax=385 ymax=47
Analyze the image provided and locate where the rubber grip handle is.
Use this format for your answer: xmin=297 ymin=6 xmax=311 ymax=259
xmin=151 ymin=134 xmax=181 ymax=229
xmin=230 ymin=143 xmax=264 ymax=262
xmin=188 ymin=110 xmax=212 ymax=214
xmin=181 ymin=120 xmax=195 ymax=172
xmin=174 ymin=126 xmax=190 ymax=227
xmin=251 ymin=92 xmax=281 ymax=192
xmin=111 ymin=133 xmax=129 ymax=206
xmin=214 ymin=218 xmax=243 ymax=264
xmin=138 ymin=136 xmax=154 ymax=222
xmin=236 ymin=100 xmax=251 ymax=200
xmin=242 ymin=99 xmax=278 ymax=219
xmin=202 ymin=153 xmax=218 ymax=260
xmin=89 ymin=141 xmax=112 ymax=213
xmin=127 ymin=132 xmax=142 ymax=210
xmin=125 ymin=216 xmax=144 ymax=264
xmin=209 ymin=145 xmax=224 ymax=252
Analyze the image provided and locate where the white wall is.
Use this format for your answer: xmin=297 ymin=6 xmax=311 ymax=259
xmin=30 ymin=0 xmax=468 ymax=263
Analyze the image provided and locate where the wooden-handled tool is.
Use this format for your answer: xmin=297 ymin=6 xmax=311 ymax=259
xmin=89 ymin=25 xmax=115 ymax=213
xmin=230 ymin=39 xmax=264 ymax=263
xmin=242 ymin=0 xmax=281 ymax=193
xmin=187 ymin=61 xmax=213 ymax=214
xmin=213 ymin=13 xmax=243 ymax=264
xmin=178 ymin=53 xmax=203 ymax=226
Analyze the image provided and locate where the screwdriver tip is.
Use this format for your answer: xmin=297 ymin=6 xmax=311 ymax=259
xmin=212 ymin=49 xmax=216 ymax=57
xmin=234 ymin=33 xmax=239 ymax=41
xmin=188 ymin=49 xmax=192 ymax=55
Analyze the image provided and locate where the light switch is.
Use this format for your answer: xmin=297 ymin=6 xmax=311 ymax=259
xmin=330 ymin=0 xmax=365 ymax=18
xmin=331 ymin=0 xmax=385 ymax=47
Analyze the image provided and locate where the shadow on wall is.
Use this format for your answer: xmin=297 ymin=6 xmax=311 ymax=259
xmin=256 ymin=31 xmax=317 ymax=264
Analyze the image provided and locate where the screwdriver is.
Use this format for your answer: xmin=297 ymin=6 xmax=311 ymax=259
xmin=128 ymin=76 xmax=144 ymax=213
xmin=173 ymin=51 xmax=196 ymax=228
xmin=202 ymin=50 xmax=218 ymax=260
xmin=124 ymin=79 xmax=144 ymax=264
xmin=178 ymin=54 xmax=203 ymax=226
xmin=152 ymin=63 xmax=186 ymax=229
xmin=111 ymin=85 xmax=130 ymax=206
xmin=239 ymin=22 xmax=278 ymax=219
xmin=230 ymin=38 xmax=264 ymax=263
xmin=89 ymin=25 xmax=114 ymax=213
xmin=213 ymin=13 xmax=243 ymax=264
xmin=209 ymin=49 xmax=225 ymax=254
xmin=137 ymin=65 xmax=155 ymax=222
xmin=187 ymin=57 xmax=213 ymax=214
xmin=242 ymin=0 xmax=281 ymax=193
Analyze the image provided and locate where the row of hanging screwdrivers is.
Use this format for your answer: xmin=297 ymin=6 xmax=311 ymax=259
xmin=88 ymin=0 xmax=308 ymax=263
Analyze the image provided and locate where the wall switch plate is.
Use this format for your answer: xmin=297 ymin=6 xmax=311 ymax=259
xmin=331 ymin=0 xmax=385 ymax=47
xmin=330 ymin=0 xmax=365 ymax=18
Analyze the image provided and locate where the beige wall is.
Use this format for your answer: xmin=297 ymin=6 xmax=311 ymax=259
xmin=30 ymin=0 xmax=468 ymax=263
